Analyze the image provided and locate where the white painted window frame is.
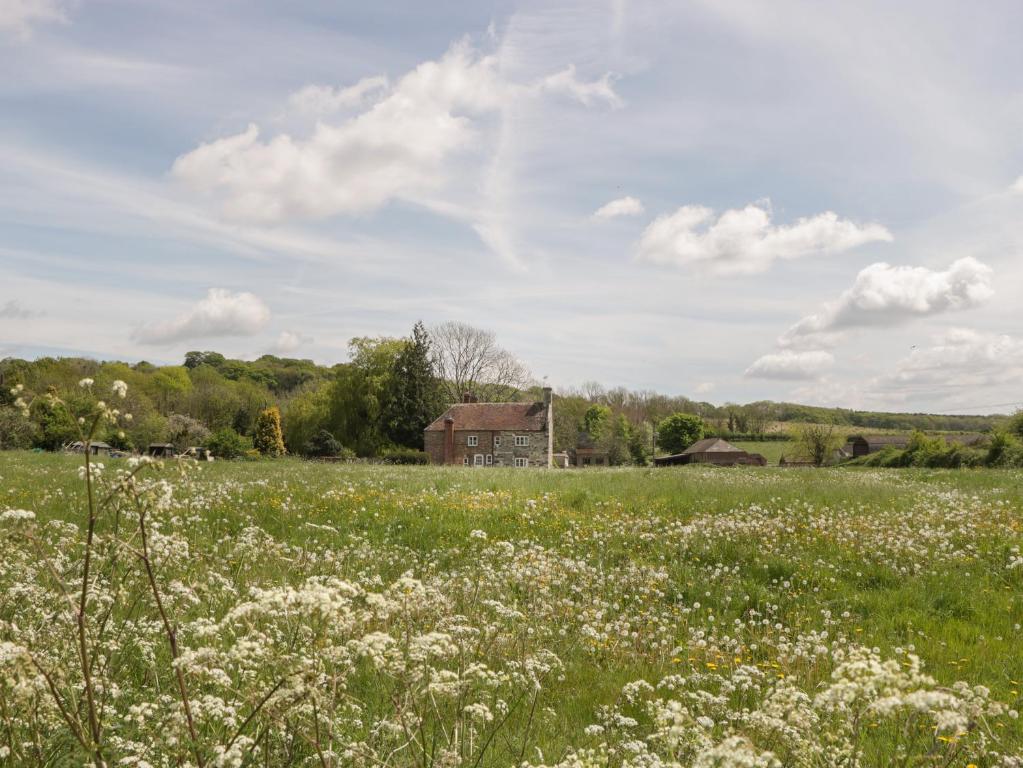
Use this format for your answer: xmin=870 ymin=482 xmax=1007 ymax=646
xmin=473 ymin=454 xmax=484 ymax=466
xmin=467 ymin=435 xmax=478 ymax=447
xmin=514 ymin=457 xmax=528 ymax=468
xmin=514 ymin=435 xmax=529 ymax=447
xmin=485 ymin=454 xmax=493 ymax=465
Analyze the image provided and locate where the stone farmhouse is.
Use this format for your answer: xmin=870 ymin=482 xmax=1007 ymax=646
xmin=424 ymin=388 xmax=553 ymax=467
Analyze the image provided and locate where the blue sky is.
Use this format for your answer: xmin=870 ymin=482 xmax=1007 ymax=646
xmin=2 ymin=0 xmax=1023 ymax=413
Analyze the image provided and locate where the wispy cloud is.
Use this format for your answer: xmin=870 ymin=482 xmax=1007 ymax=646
xmin=0 ymin=0 xmax=66 ymax=40
xmin=745 ymin=349 xmax=834 ymax=380
xmin=0 ymin=299 xmax=43 ymax=319
xmin=593 ymin=195 xmax=644 ymax=218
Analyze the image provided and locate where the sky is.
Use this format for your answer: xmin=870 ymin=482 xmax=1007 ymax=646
xmin=1 ymin=0 xmax=1023 ymax=414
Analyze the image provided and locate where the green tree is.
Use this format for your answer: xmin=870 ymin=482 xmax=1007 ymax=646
xmin=383 ymin=322 xmax=441 ymax=449
xmin=254 ymin=406 xmax=286 ymax=457
xmin=326 ymin=337 xmax=405 ymax=456
xmin=0 ymin=407 xmax=38 ymax=449
xmin=1009 ymin=410 xmax=1023 ymax=439
xmin=607 ymin=414 xmax=632 ymax=466
xmin=282 ymin=381 xmax=331 ymax=455
xmin=306 ymin=429 xmax=343 ymax=457
xmin=796 ymin=423 xmax=839 ymax=466
xmin=628 ymin=421 xmax=654 ymax=466
xmin=657 ymin=413 xmax=704 ymax=455
xmin=206 ymin=427 xmax=249 ymax=459
xmin=582 ymin=404 xmax=612 ymax=442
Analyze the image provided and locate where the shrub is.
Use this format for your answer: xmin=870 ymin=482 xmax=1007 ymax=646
xmin=0 ymin=407 xmax=38 ymax=450
xmin=253 ymin=406 xmax=286 ymax=457
xmin=379 ymin=447 xmax=429 ymax=465
xmin=206 ymin=427 xmax=249 ymax=459
xmin=305 ymin=429 xmax=344 ymax=457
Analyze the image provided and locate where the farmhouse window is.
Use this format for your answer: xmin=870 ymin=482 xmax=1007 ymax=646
xmin=467 ymin=435 xmax=478 ymax=447
xmin=514 ymin=458 xmax=528 ymax=467
xmin=494 ymin=436 xmax=501 ymax=447
xmin=473 ymin=454 xmax=484 ymax=466
xmin=463 ymin=457 xmax=468 ymax=465
xmin=514 ymin=435 xmax=529 ymax=447
xmin=486 ymin=454 xmax=493 ymax=465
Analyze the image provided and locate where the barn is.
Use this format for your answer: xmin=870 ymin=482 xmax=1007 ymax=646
xmin=848 ymin=435 xmax=910 ymax=457
xmin=654 ymin=437 xmax=767 ymax=467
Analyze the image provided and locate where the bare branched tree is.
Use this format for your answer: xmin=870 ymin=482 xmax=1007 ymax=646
xmin=796 ymin=423 xmax=839 ymax=466
xmin=430 ymin=321 xmax=532 ymax=403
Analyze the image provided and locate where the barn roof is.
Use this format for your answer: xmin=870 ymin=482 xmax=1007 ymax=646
xmin=682 ymin=437 xmax=744 ymax=454
xmin=424 ymin=402 xmax=548 ymax=432
xmin=853 ymin=434 xmax=910 ymax=447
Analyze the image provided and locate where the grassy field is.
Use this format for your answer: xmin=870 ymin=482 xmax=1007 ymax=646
xmin=1 ymin=452 xmax=1021 ymax=766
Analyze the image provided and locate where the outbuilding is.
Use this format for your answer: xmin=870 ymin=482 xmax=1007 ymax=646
xmin=654 ymin=437 xmax=767 ymax=467
xmin=848 ymin=435 xmax=910 ymax=457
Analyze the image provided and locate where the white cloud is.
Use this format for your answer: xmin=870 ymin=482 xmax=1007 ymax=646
xmin=540 ymin=65 xmax=622 ymax=108
xmin=0 ymin=0 xmax=66 ymax=39
xmin=781 ymin=257 xmax=994 ymax=348
xmin=694 ymin=381 xmax=715 ymax=394
xmin=1011 ymin=175 xmax=1023 ymax=194
xmin=634 ymin=202 xmax=891 ymax=275
xmin=593 ymin=195 xmax=644 ymax=219
xmin=744 ymin=349 xmax=834 ymax=380
xmin=172 ymin=41 xmax=506 ymax=223
xmin=285 ymin=77 xmax=390 ymax=117
xmin=133 ymin=289 xmax=270 ymax=345
xmin=0 ymin=299 xmax=42 ymax=319
xmin=172 ymin=38 xmax=622 ymax=262
xmin=269 ymin=330 xmax=312 ymax=355
xmin=877 ymin=327 xmax=1023 ymax=395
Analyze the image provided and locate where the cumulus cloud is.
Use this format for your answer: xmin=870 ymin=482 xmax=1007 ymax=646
xmin=0 ymin=0 xmax=66 ymax=39
xmin=269 ymin=330 xmax=312 ymax=354
xmin=593 ymin=195 xmax=644 ymax=219
xmin=133 ymin=289 xmax=270 ymax=345
xmin=0 ymin=299 xmax=42 ymax=319
xmin=744 ymin=349 xmax=835 ymax=380
xmin=634 ymin=202 xmax=891 ymax=275
xmin=780 ymin=257 xmax=994 ymax=348
xmin=173 ymin=41 xmax=621 ymax=226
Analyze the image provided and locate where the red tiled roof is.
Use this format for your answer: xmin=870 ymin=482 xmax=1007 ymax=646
xmin=424 ymin=402 xmax=548 ymax=432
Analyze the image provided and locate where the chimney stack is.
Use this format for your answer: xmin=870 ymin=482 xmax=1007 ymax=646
xmin=543 ymin=387 xmax=553 ymax=468
xmin=443 ymin=416 xmax=455 ymax=464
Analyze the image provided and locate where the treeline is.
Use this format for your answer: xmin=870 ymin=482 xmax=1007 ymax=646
xmin=0 ymin=320 xmax=1011 ymax=460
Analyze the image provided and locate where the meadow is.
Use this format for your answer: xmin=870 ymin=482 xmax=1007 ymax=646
xmin=1 ymin=451 xmax=1021 ymax=767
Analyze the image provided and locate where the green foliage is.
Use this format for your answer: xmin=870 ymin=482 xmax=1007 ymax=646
xmin=1009 ymin=410 xmax=1023 ymax=439
xmin=29 ymin=396 xmax=78 ymax=451
xmin=627 ymin=421 xmax=654 ymax=466
xmin=0 ymin=407 xmax=38 ymax=449
xmin=581 ymin=404 xmax=611 ymax=441
xmin=167 ymin=413 xmax=210 ymax=452
xmin=382 ymin=322 xmax=441 ymax=449
xmin=305 ymin=429 xmax=344 ymax=457
xmin=206 ymin=427 xmax=249 ymax=459
xmin=378 ymin=447 xmax=429 ymax=465
xmin=282 ymin=382 xmax=331 ymax=455
xmin=253 ymin=406 xmax=286 ymax=457
xmin=657 ymin=412 xmax=704 ymax=455
xmin=795 ymin=423 xmax=839 ymax=467
xmin=326 ymin=337 xmax=405 ymax=456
